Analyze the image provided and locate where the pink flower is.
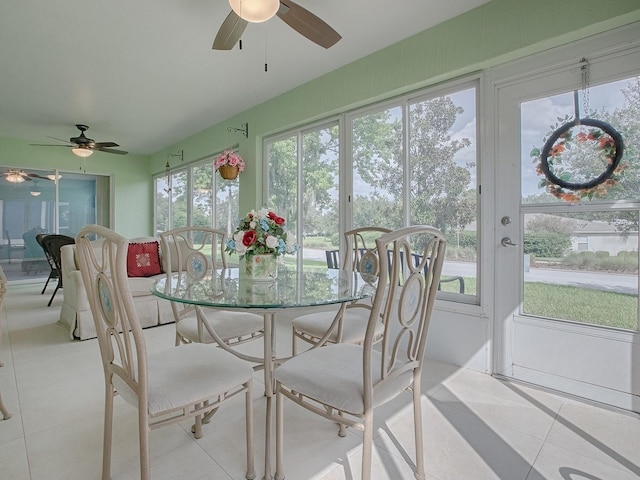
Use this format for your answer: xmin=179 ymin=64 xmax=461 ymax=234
xmin=215 ymin=150 xmax=246 ymax=172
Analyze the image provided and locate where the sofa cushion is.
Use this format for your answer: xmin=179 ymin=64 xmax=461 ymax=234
xmin=127 ymin=274 xmax=163 ymax=297
xmin=127 ymin=241 xmax=163 ymax=277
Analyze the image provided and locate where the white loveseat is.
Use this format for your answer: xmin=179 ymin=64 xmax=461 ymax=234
xmin=59 ymin=236 xmax=175 ymax=340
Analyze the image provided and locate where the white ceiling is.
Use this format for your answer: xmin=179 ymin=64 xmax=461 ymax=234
xmin=0 ymin=0 xmax=490 ymax=156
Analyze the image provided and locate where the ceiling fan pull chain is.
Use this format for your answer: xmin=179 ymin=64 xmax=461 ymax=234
xmin=264 ymin=23 xmax=269 ymax=72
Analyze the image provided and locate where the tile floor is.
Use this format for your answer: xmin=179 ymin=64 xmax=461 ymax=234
xmin=1 ymin=283 xmax=639 ymax=480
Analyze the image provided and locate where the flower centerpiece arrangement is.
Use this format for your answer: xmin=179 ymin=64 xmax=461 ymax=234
xmin=214 ymin=150 xmax=246 ymax=180
xmin=225 ymin=208 xmax=298 ymax=281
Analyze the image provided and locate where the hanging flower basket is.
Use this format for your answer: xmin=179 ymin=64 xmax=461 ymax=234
xmin=214 ymin=150 xmax=246 ymax=180
xmin=218 ymin=164 xmax=239 ymax=180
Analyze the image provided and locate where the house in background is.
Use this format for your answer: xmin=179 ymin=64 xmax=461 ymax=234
xmin=569 ymin=221 xmax=639 ymax=255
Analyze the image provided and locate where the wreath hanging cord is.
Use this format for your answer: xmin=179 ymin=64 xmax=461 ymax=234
xmin=533 ymin=58 xmax=626 ymax=200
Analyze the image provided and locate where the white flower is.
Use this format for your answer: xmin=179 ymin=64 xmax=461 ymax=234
xmin=234 ymin=231 xmax=244 ymax=243
xmin=257 ymin=207 xmax=269 ymax=218
xmin=235 ymin=242 xmax=247 ymax=254
xmin=265 ymin=235 xmax=279 ymax=249
xmin=249 ymin=220 xmax=257 ymax=229
xmin=285 ymin=234 xmax=297 ymax=253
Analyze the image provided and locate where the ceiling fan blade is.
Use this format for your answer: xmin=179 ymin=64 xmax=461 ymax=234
xmin=27 ymin=173 xmax=51 ymax=181
xmin=213 ymin=11 xmax=248 ymax=50
xmin=30 ymin=143 xmax=72 ymax=147
xmin=93 ymin=141 xmax=119 ymax=148
xmin=96 ymin=147 xmax=128 ymax=155
xmin=47 ymin=135 xmax=73 ymax=143
xmin=277 ymin=0 xmax=341 ymax=49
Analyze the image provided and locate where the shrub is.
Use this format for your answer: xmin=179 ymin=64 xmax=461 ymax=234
xmin=523 ymin=232 xmax=571 ymax=258
xmin=563 ymin=251 xmax=638 ymax=272
xmin=445 ymin=231 xmax=477 ymax=251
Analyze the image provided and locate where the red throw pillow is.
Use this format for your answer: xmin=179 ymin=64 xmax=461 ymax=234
xmin=127 ymin=241 xmax=163 ymax=277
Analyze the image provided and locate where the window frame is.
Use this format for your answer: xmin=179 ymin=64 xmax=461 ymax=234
xmin=153 ymin=152 xmax=240 ymax=235
xmin=264 ymin=74 xmax=481 ymax=305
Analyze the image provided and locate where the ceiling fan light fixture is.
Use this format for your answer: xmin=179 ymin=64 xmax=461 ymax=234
xmin=72 ymin=147 xmax=93 ymax=158
xmin=229 ymin=0 xmax=279 ymax=23
xmin=5 ymin=170 xmax=26 ymax=183
xmin=47 ymin=174 xmax=62 ymax=181
xmin=30 ymin=189 xmax=42 ymax=197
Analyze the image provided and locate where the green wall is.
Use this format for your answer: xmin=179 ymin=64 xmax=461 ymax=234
xmin=0 ymin=135 xmax=150 ymax=238
xmin=150 ymin=0 xmax=640 ymax=216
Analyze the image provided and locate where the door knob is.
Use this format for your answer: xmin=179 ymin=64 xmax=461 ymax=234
xmin=501 ymin=237 xmax=518 ymax=247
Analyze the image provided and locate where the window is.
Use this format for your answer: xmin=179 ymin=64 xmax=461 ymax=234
xmin=154 ymin=155 xmax=240 ymax=236
xmin=266 ymin=79 xmax=479 ymax=302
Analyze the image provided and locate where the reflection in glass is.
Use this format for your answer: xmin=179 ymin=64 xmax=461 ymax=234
xmin=0 ymin=168 xmax=106 ymax=282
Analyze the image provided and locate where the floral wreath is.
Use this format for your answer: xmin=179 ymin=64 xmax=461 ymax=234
xmin=531 ymin=117 xmax=626 ymax=202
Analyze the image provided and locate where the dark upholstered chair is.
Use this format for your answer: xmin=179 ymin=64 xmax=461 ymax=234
xmin=40 ymin=234 xmax=75 ymax=306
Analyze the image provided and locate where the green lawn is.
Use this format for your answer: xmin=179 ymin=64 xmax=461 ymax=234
xmin=523 ymin=282 xmax=637 ymax=330
xmin=441 ymin=277 xmax=637 ymax=330
xmin=296 ymin=260 xmax=637 ymax=331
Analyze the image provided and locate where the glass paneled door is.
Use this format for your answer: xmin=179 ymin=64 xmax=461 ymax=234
xmin=0 ymin=169 xmax=108 ymax=283
xmin=494 ymin=47 xmax=640 ymax=412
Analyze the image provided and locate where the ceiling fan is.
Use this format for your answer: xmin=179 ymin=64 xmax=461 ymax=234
xmin=213 ymin=0 xmax=341 ymax=50
xmin=31 ymin=124 xmax=128 ymax=157
xmin=2 ymin=169 xmax=52 ymax=184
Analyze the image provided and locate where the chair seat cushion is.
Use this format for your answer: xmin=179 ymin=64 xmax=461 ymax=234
xmin=113 ymin=343 xmax=253 ymax=416
xmin=177 ymin=309 xmax=264 ymax=343
xmin=274 ymin=343 xmax=412 ymax=415
xmin=292 ymin=308 xmax=383 ymax=344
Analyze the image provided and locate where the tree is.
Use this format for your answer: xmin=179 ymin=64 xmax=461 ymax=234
xmin=267 ymin=95 xmax=476 ymax=243
xmin=268 ymin=127 xmax=340 ymax=239
xmin=598 ymin=77 xmax=640 ymax=232
xmin=526 ymin=215 xmax=575 ymax=235
xmin=351 ymin=97 xmax=475 ymax=233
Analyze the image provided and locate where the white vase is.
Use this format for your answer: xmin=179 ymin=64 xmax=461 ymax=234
xmin=245 ymin=254 xmax=278 ymax=282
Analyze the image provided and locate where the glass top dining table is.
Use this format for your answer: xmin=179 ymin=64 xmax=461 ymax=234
xmin=151 ymin=266 xmax=377 ymax=480
xmin=151 ymin=266 xmax=377 ymax=310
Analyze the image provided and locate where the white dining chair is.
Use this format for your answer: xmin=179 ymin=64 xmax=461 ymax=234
xmin=291 ymin=226 xmax=390 ymax=355
xmin=76 ymin=225 xmax=255 ymax=480
xmin=274 ymin=225 xmax=446 ymax=480
xmin=0 ymin=264 xmax=11 ymax=420
xmin=159 ymin=226 xmax=265 ymax=348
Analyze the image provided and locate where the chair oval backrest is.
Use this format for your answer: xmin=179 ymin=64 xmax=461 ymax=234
xmin=159 ymin=227 xmax=228 ymax=280
xmin=343 ymin=226 xmax=392 ymax=275
xmin=365 ymin=225 xmax=446 ymax=393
